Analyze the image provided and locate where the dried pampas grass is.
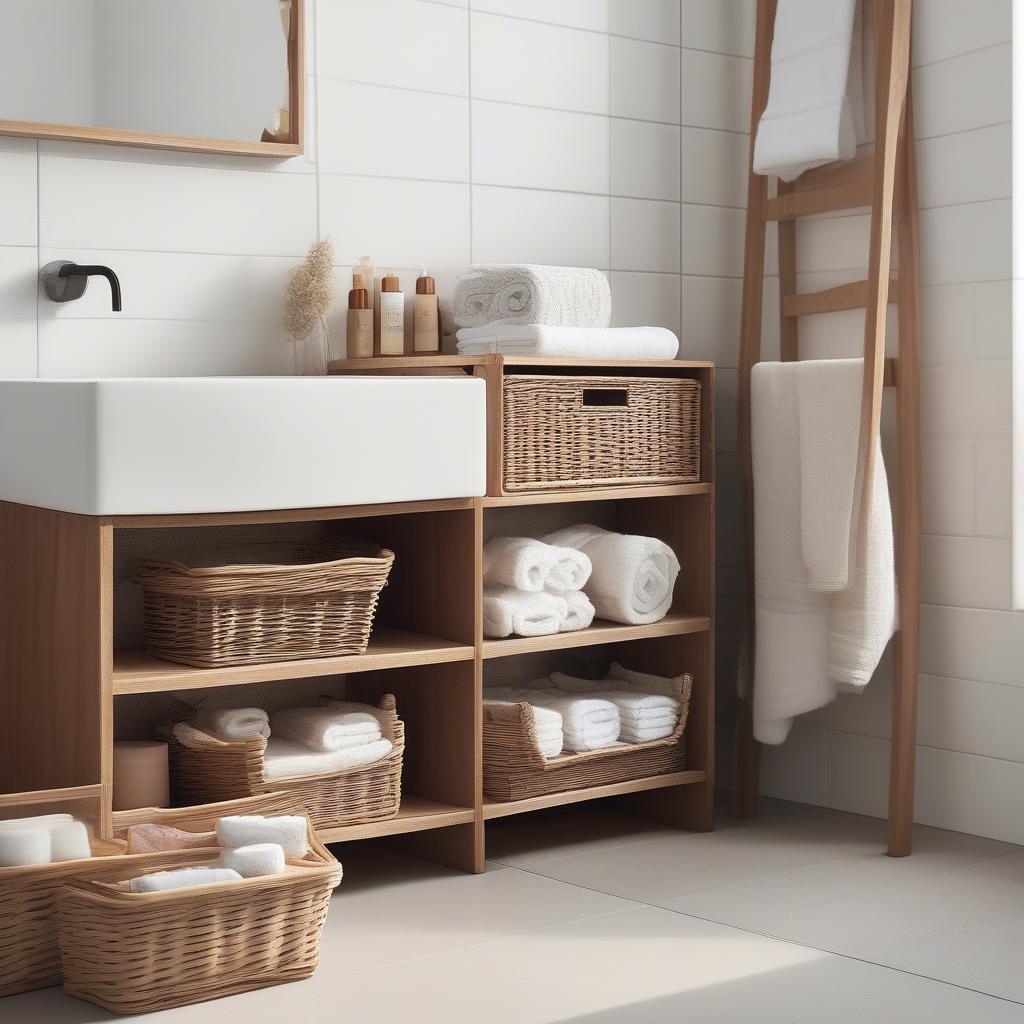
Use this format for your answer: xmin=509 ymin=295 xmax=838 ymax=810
xmin=285 ymin=238 xmax=335 ymax=342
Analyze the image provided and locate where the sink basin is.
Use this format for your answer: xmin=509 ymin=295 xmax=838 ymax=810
xmin=0 ymin=376 xmax=487 ymax=515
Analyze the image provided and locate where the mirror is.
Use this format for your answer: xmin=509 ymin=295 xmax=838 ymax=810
xmin=0 ymin=0 xmax=303 ymax=156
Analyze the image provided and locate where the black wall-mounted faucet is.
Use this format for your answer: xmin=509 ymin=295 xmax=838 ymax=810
xmin=41 ymin=260 xmax=122 ymax=311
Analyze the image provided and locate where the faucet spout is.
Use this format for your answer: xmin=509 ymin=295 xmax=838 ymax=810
xmin=41 ymin=260 xmax=122 ymax=311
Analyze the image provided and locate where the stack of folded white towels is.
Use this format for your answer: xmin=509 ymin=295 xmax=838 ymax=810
xmin=452 ymin=264 xmax=680 ymax=360
xmin=0 ymin=813 xmax=93 ymax=867
xmin=128 ymin=813 xmax=309 ymax=893
xmin=175 ymin=700 xmax=393 ymax=782
xmin=484 ymin=663 xmax=684 ymax=758
xmin=482 ymin=526 xmax=681 ymax=639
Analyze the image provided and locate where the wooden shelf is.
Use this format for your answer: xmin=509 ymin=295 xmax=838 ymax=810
xmin=481 ymin=612 xmax=710 ymax=660
xmin=483 ymin=771 xmax=706 ymax=820
xmin=318 ymin=797 xmax=476 ymax=843
xmin=113 ymin=628 xmax=475 ymax=695
xmin=481 ymin=482 xmax=712 ymax=507
xmin=330 ymin=355 xmax=714 ymax=373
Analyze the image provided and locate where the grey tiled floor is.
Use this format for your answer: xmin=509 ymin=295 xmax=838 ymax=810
xmin=11 ymin=799 xmax=1024 ymax=1022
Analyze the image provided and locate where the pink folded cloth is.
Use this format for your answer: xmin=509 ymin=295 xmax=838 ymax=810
xmin=127 ymin=823 xmax=217 ymax=854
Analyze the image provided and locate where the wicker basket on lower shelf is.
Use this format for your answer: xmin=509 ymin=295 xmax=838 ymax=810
xmin=483 ymin=674 xmax=693 ymax=802
xmin=163 ymin=695 xmax=404 ymax=830
xmin=132 ymin=540 xmax=395 ymax=668
xmin=58 ymin=819 xmax=341 ymax=1015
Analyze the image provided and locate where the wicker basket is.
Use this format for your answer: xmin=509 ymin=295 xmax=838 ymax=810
xmin=483 ymin=674 xmax=693 ymax=801
xmin=58 ymin=819 xmax=342 ymax=1014
xmin=502 ymin=374 xmax=701 ymax=492
xmin=163 ymin=695 xmax=404 ymax=830
xmin=133 ymin=540 xmax=395 ymax=668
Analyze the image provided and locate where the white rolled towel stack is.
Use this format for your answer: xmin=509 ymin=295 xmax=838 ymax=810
xmin=545 ymin=525 xmax=680 ymax=626
xmin=551 ymin=672 xmax=680 ymax=743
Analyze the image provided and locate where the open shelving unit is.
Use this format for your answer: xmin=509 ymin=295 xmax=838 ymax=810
xmin=0 ymin=355 xmax=714 ymax=876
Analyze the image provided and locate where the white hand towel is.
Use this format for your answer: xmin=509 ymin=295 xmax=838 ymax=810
xmin=217 ymin=815 xmax=308 ymax=858
xmin=271 ymin=706 xmax=381 ymax=752
xmin=452 ymin=265 xmax=611 ymax=329
xmin=50 ymin=821 xmax=92 ymax=862
xmin=130 ymin=866 xmax=241 ymax=894
xmin=0 ymin=829 xmax=51 ymax=867
xmin=620 ymin=720 xmax=678 ymax=743
xmin=455 ymin=324 xmax=679 ymax=360
xmin=528 ymin=691 xmax=620 ymax=752
xmin=221 ymin=843 xmax=286 ymax=878
xmin=752 ymin=0 xmax=863 ymax=181
xmin=262 ymin=737 xmax=394 ymax=782
xmin=483 ymin=536 xmax=592 ymax=593
xmin=193 ymin=707 xmax=270 ymax=742
xmin=483 ymin=585 xmax=567 ymax=638
xmin=544 ymin=525 xmax=680 ymax=625
xmin=559 ymin=591 xmax=595 ymax=633
xmin=550 ymin=673 xmax=680 ymax=716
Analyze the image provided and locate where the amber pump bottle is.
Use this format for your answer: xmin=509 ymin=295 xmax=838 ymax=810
xmin=347 ymin=276 xmax=373 ymax=358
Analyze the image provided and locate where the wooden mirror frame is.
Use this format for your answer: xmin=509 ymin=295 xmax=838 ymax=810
xmin=0 ymin=0 xmax=304 ymax=158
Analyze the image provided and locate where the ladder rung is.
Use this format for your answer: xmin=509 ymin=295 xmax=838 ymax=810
xmin=765 ymin=181 xmax=874 ymax=221
xmin=783 ymin=278 xmax=899 ymax=317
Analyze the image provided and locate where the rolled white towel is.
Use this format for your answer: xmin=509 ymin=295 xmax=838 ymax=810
xmin=559 ymin=591 xmax=595 ymax=633
xmin=130 ymin=866 xmax=242 ymax=894
xmin=0 ymin=829 xmax=51 ymax=867
xmin=545 ymin=525 xmax=680 ymax=625
xmin=483 ymin=585 xmax=567 ymax=639
xmin=529 ymin=691 xmax=620 ymax=753
xmin=452 ymin=264 xmax=611 ymax=330
xmin=50 ymin=821 xmax=92 ymax=862
xmin=483 ymin=536 xmax=592 ymax=594
xmin=220 ymin=843 xmax=286 ymax=878
xmin=271 ymin=706 xmax=381 ymax=753
xmin=193 ymin=707 xmax=270 ymax=742
xmin=217 ymin=815 xmax=308 ymax=858
xmin=262 ymin=737 xmax=394 ymax=782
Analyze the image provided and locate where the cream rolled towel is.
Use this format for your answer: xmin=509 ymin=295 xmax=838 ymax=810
xmin=452 ymin=264 xmax=611 ymax=329
xmin=262 ymin=737 xmax=394 ymax=782
xmin=50 ymin=821 xmax=91 ymax=862
xmin=193 ymin=707 xmax=270 ymax=741
xmin=0 ymin=829 xmax=51 ymax=867
xmin=217 ymin=815 xmax=308 ymax=858
xmin=483 ymin=585 xmax=567 ymax=638
xmin=559 ymin=591 xmax=595 ymax=633
xmin=221 ymin=843 xmax=286 ymax=878
xmin=130 ymin=866 xmax=242 ymax=894
xmin=545 ymin=525 xmax=680 ymax=625
xmin=271 ymin=706 xmax=381 ymax=753
xmin=483 ymin=536 xmax=592 ymax=593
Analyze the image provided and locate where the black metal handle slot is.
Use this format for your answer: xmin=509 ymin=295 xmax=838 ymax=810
xmin=581 ymin=387 xmax=629 ymax=408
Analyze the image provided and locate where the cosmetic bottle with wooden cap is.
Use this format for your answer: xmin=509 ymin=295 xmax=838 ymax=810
xmin=347 ymin=276 xmax=373 ymax=358
xmin=414 ymin=268 xmax=440 ymax=353
xmin=377 ymin=274 xmax=405 ymax=356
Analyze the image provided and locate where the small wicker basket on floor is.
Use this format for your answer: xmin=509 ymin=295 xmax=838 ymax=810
xmin=502 ymin=374 xmax=701 ymax=492
xmin=483 ymin=674 xmax=693 ymax=801
xmin=133 ymin=540 xmax=395 ymax=668
xmin=164 ymin=695 xmax=404 ymax=829
xmin=58 ymin=819 xmax=342 ymax=1015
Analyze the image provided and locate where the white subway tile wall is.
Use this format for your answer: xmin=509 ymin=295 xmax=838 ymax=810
xmin=0 ymin=0 xmax=684 ymax=377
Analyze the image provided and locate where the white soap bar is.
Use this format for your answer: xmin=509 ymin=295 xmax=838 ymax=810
xmin=51 ymin=821 xmax=92 ymax=862
xmin=221 ymin=843 xmax=285 ymax=878
xmin=0 ymin=829 xmax=51 ymax=867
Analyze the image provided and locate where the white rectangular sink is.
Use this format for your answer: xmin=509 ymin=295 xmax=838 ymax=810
xmin=0 ymin=376 xmax=487 ymax=515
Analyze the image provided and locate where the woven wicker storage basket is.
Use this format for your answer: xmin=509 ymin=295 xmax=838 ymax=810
xmin=483 ymin=674 xmax=693 ymax=801
xmin=164 ymin=695 xmax=404 ymax=829
xmin=133 ymin=540 xmax=395 ymax=668
xmin=58 ymin=819 xmax=342 ymax=1014
xmin=502 ymin=374 xmax=701 ymax=492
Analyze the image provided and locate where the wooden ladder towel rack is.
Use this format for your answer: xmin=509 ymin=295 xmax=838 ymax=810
xmin=732 ymin=0 xmax=921 ymax=857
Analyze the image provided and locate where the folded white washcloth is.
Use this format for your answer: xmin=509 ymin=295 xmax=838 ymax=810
xmin=452 ymin=265 xmax=611 ymax=329
xmin=0 ymin=829 xmax=51 ymax=867
xmin=545 ymin=525 xmax=680 ymax=625
xmin=262 ymin=737 xmax=394 ymax=782
xmin=456 ymin=324 xmax=679 ymax=360
xmin=216 ymin=815 xmax=308 ymax=858
xmin=483 ymin=536 xmax=592 ymax=594
xmin=483 ymin=585 xmax=567 ymax=638
xmin=220 ymin=843 xmax=286 ymax=878
xmin=559 ymin=591 xmax=595 ymax=633
xmin=620 ymin=720 xmax=678 ymax=743
xmin=193 ymin=707 xmax=270 ymax=742
xmin=130 ymin=866 xmax=242 ymax=894
xmin=529 ymin=691 xmax=620 ymax=753
xmin=271 ymin=706 xmax=381 ymax=753
xmin=50 ymin=821 xmax=92 ymax=862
